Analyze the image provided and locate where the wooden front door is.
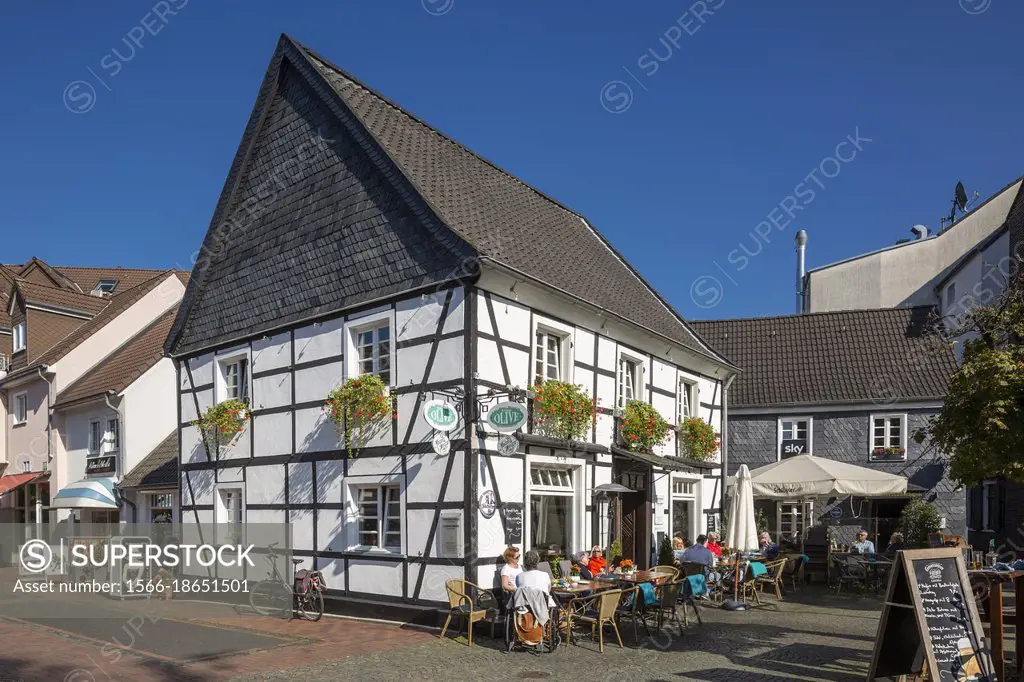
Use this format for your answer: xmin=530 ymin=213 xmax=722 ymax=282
xmin=613 ymin=460 xmax=652 ymax=569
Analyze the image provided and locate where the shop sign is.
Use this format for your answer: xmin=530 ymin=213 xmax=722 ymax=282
xmin=781 ymin=439 xmax=808 ymax=458
xmin=86 ymin=456 xmax=116 ymax=475
xmin=423 ymin=400 xmax=458 ymax=432
xmin=479 ymin=490 xmax=497 ymax=519
xmin=432 ymin=432 xmax=451 ymax=456
xmin=486 ymin=402 xmax=527 ymax=432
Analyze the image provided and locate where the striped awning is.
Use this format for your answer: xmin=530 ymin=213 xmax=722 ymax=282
xmin=52 ymin=477 xmax=120 ymax=509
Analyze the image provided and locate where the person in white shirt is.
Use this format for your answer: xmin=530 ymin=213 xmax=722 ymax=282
xmin=516 ymin=550 xmax=556 ymax=607
xmin=852 ymin=530 xmax=876 ymax=555
xmin=500 ymin=545 xmax=522 ymax=593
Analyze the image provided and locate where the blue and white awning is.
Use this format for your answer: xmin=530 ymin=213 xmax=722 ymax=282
xmin=52 ymin=477 xmax=120 ymax=509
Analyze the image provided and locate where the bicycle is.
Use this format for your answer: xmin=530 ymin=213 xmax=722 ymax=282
xmin=248 ymin=542 xmax=325 ymax=621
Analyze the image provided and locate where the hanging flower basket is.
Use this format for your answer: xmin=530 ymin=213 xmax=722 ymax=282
xmin=678 ymin=416 xmax=720 ymax=462
xmin=619 ymin=400 xmax=670 ymax=452
xmin=324 ymin=375 xmax=395 ymax=455
xmin=193 ymin=399 xmax=249 ymax=451
xmin=532 ymin=380 xmax=597 ymax=442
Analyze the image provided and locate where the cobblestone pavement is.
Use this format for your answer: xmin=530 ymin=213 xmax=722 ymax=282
xmin=231 ymin=590 xmax=888 ymax=682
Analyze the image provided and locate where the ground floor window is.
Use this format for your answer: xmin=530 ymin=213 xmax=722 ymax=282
xmin=777 ymin=501 xmax=811 ymax=542
xmin=12 ymin=482 xmax=50 ymax=534
xmin=969 ymin=480 xmax=1003 ymax=532
xmin=671 ymin=477 xmax=697 ymax=544
xmin=354 ymin=485 xmax=401 ymax=550
xmin=149 ymin=493 xmax=174 ymax=524
xmin=529 ymin=465 xmax=575 ymax=557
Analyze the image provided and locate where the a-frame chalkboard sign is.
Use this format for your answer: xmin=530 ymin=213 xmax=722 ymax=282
xmin=867 ymin=548 xmax=995 ymax=681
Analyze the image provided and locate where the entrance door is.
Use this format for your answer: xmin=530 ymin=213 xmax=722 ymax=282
xmin=614 ymin=462 xmax=651 ymax=569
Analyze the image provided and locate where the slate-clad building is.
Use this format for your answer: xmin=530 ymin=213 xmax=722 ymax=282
xmin=165 ymin=35 xmax=738 ymax=613
xmin=692 ymin=306 xmax=964 ymax=547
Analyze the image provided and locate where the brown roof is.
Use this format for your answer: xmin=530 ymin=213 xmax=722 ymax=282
xmin=0 ymin=266 xmax=16 ymax=329
xmin=690 ymin=306 xmax=959 ymax=408
xmin=120 ymin=431 xmax=178 ymax=489
xmin=13 ymin=280 xmax=109 ymax=315
xmin=51 ymin=266 xmax=173 ymax=295
xmin=35 ymin=271 xmax=185 ymax=367
xmin=53 ymin=306 xmax=178 ymax=407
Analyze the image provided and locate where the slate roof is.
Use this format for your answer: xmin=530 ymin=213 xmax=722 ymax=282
xmin=13 ymin=280 xmax=109 ymax=316
xmin=690 ymin=307 xmax=958 ymax=408
xmin=119 ymin=431 xmax=177 ymax=489
xmin=53 ymin=306 xmax=178 ymax=407
xmin=165 ymin=35 xmax=727 ymax=367
xmin=35 ymin=271 xmax=186 ymax=368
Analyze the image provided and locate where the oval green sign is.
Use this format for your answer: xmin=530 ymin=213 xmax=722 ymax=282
xmin=423 ymin=400 xmax=458 ymax=432
xmin=487 ymin=402 xmax=527 ymax=432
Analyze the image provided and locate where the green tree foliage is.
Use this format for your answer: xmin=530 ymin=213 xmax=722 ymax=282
xmin=897 ymin=498 xmax=942 ymax=548
xmin=658 ymin=535 xmax=675 ymax=567
xmin=928 ymin=281 xmax=1024 ymax=486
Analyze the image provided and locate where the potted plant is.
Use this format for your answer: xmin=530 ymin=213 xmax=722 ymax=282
xmin=193 ymin=398 xmax=249 ymax=452
xmin=619 ymin=400 xmax=670 ymax=452
xmin=677 ymin=416 xmax=720 ymax=461
xmin=609 ymin=539 xmax=623 ymax=564
xmin=155 ymin=567 xmax=175 ymax=600
xmin=324 ymin=375 xmax=395 ymax=455
xmin=619 ymin=559 xmax=636 ymax=576
xmin=532 ymin=380 xmax=597 ymax=441
xmin=872 ymin=446 xmax=906 ymax=459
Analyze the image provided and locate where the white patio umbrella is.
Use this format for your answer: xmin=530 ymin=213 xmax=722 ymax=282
xmin=725 ymin=464 xmax=759 ymax=553
xmin=733 ymin=455 xmax=907 ymax=499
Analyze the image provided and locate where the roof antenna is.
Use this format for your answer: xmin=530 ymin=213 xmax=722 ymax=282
xmin=940 ymin=181 xmax=979 ymax=231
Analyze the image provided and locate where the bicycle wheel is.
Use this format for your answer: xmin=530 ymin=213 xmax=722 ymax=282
xmin=249 ymin=580 xmax=292 ymax=617
xmin=298 ymin=586 xmax=324 ymax=621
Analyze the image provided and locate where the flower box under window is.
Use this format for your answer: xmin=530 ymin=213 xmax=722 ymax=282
xmin=870 ymin=446 xmax=906 ymax=461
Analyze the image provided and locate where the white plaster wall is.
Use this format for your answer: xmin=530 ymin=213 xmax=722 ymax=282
xmin=251 ymin=331 xmax=291 ymax=372
xmin=121 ymin=358 xmax=177 ymax=476
xmin=294 ymin=361 xmax=343 ymax=404
xmin=52 ymin=274 xmax=185 ymax=394
xmin=293 ymin=318 xmax=344 ymax=364
xmin=246 ymin=464 xmax=286 ymax=506
xmin=252 ymin=373 xmax=291 ymax=411
xmin=56 ymin=403 xmax=113 ymax=486
xmin=348 ymin=559 xmax=402 ymax=595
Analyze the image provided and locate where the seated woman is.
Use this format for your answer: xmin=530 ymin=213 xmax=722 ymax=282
xmin=499 ymin=545 xmax=522 ymax=594
xmin=516 ymin=550 xmax=556 ymax=607
xmin=587 ymin=545 xmax=607 ymax=576
xmin=759 ymin=531 xmax=781 ymax=560
xmin=570 ymin=551 xmax=594 ymax=580
xmin=672 ymin=536 xmax=687 ymax=564
xmin=706 ymin=532 xmax=723 ymax=558
xmin=883 ymin=532 xmax=904 ymax=559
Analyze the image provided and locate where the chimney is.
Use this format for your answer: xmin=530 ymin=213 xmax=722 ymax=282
xmin=910 ymin=225 xmax=929 ymax=240
xmin=795 ymin=230 xmax=808 ymax=313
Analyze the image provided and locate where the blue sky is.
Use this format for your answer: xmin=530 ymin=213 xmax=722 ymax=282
xmin=2 ymin=1 xmax=1021 ymax=320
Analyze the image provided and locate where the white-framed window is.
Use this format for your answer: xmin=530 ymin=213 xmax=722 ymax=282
xmin=777 ymin=500 xmax=813 ymax=542
xmin=347 ymin=311 xmax=394 ymax=386
xmin=216 ymin=486 xmax=244 ymax=538
xmin=528 ymin=462 xmax=577 ymax=556
xmin=20 ymin=460 xmax=31 ymax=473
xmin=353 ymin=484 xmax=402 ymax=550
xmin=215 ymin=349 xmax=250 ymax=403
xmin=88 ymin=420 xmax=103 ymax=455
xmin=870 ymin=414 xmax=907 ymax=460
xmin=677 ymin=379 xmax=698 ymax=423
xmin=531 ymin=318 xmax=573 ymax=386
xmin=13 ymin=322 xmax=26 ymax=353
xmin=104 ymin=418 xmax=120 ymax=453
xmin=778 ymin=417 xmax=812 ymax=459
xmin=12 ymin=392 xmax=28 ymax=425
xmin=149 ymin=493 xmax=174 ymax=523
xmin=671 ymin=475 xmax=698 ymax=542
xmin=617 ymin=353 xmax=642 ymax=409
xmin=95 ymin=279 xmax=118 ymax=294
xmin=672 ymin=479 xmax=695 ymax=496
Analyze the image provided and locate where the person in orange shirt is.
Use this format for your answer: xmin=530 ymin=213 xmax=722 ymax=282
xmin=706 ymin=532 xmax=723 ymax=558
xmin=587 ymin=545 xmax=607 ymax=575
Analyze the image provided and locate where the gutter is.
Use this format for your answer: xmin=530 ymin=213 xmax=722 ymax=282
xmin=36 ymin=365 xmax=53 ymax=469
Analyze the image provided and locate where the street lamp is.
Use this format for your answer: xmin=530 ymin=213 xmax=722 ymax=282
xmin=593 ymin=482 xmax=635 ymax=556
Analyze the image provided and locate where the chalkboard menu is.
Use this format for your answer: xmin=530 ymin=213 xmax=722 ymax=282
xmin=503 ymin=503 xmax=523 ymax=545
xmin=868 ymin=548 xmax=993 ymax=682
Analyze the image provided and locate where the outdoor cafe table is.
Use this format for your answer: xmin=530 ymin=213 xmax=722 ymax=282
xmin=967 ymin=569 xmax=1024 ymax=682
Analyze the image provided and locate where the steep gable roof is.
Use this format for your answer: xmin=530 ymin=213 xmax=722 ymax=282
xmin=690 ymin=307 xmax=958 ymax=408
xmin=166 ymin=35 xmax=726 ymax=366
xmin=53 ymin=306 xmax=177 ymax=408
xmin=13 ymin=280 xmax=109 ymax=316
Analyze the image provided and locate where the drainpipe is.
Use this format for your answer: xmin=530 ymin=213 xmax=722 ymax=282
xmin=104 ymin=391 xmax=128 ymax=525
xmin=719 ymin=373 xmax=737 ymax=524
xmin=36 ymin=366 xmax=52 ymax=538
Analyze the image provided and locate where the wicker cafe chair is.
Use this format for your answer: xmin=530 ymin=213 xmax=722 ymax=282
xmin=781 ymin=553 xmax=805 ymax=592
xmin=566 ymin=589 xmax=624 ymax=652
xmin=722 ymin=563 xmax=762 ymax=606
xmin=651 ymin=565 xmax=680 ymax=581
xmin=756 ymin=559 xmax=788 ymax=601
xmin=830 ymin=555 xmax=867 ymax=595
xmin=440 ymin=579 xmax=498 ymax=647
xmin=675 ymin=564 xmax=707 ymax=627
xmin=539 ymin=562 xmax=554 ymax=578
xmin=648 ymin=580 xmax=686 ymax=635
xmin=614 ymin=585 xmax=652 ymax=643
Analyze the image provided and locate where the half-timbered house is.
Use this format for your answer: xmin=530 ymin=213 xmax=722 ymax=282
xmin=165 ymin=35 xmax=738 ymax=614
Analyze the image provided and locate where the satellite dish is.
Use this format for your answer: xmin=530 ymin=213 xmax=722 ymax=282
xmin=955 ymin=182 xmax=969 ymax=212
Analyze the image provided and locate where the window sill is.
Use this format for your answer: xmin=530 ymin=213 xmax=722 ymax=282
xmin=346 ymin=547 xmax=405 ymax=557
xmin=12 ymin=421 xmax=27 ymax=428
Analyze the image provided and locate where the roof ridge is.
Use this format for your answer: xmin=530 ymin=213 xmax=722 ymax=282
xmin=692 ymin=305 xmax=938 ymax=325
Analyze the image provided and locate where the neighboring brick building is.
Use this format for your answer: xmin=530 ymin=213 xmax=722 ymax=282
xmin=692 ymin=306 xmax=963 ymax=549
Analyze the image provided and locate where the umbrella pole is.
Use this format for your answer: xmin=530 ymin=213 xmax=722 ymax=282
xmin=734 ymin=562 xmax=739 ymax=602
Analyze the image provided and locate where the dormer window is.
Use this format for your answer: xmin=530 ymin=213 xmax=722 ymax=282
xmin=13 ymin=322 xmax=25 ymax=353
xmin=94 ymin=279 xmax=118 ymax=295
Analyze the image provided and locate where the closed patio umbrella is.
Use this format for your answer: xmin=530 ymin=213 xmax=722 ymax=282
xmin=725 ymin=464 xmax=758 ymax=553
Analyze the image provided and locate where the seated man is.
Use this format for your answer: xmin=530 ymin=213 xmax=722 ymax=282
xmin=852 ymin=529 xmax=876 ymax=555
xmin=680 ymin=534 xmax=716 ymax=568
